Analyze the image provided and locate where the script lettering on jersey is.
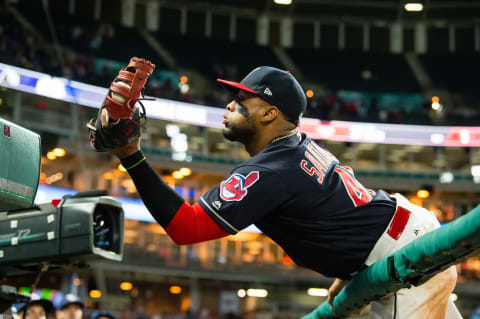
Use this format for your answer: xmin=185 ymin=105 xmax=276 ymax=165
xmin=300 ymin=141 xmax=338 ymax=184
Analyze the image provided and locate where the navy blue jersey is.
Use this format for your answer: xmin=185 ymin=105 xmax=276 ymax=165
xmin=198 ymin=133 xmax=396 ymax=279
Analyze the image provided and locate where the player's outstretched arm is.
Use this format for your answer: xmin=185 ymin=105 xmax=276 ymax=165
xmin=110 ymin=139 xmax=230 ymax=245
xmin=86 ymin=56 xmax=229 ymax=245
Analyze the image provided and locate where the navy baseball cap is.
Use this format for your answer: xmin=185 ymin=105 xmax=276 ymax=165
xmin=217 ymin=66 xmax=307 ymax=122
xmin=57 ymin=294 xmax=84 ymax=310
xmin=91 ymin=310 xmax=115 ymax=319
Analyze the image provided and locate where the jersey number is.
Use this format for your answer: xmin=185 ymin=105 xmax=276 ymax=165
xmin=300 ymin=141 xmax=375 ymax=207
xmin=335 ymin=166 xmax=375 ymax=207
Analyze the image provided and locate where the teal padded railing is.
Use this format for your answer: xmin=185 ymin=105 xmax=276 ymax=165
xmin=303 ymin=204 xmax=480 ymax=318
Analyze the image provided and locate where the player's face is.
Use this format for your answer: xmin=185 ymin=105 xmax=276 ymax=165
xmin=222 ymin=91 xmax=263 ymax=144
xmin=24 ymin=304 xmax=47 ymax=319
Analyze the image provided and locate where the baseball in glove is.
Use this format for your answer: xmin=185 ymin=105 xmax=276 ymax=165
xmin=87 ymin=57 xmax=155 ymax=152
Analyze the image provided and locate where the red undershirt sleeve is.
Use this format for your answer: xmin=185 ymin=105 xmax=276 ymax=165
xmin=165 ymin=202 xmax=230 ymax=245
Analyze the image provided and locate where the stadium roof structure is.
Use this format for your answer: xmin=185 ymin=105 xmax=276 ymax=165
xmin=155 ymin=0 xmax=480 ymax=22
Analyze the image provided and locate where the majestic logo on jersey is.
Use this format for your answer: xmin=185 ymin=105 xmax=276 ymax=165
xmin=220 ymin=171 xmax=259 ymax=201
xmin=212 ymin=200 xmax=222 ymax=210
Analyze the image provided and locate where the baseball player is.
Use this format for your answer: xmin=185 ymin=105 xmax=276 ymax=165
xmin=89 ymin=62 xmax=460 ymax=318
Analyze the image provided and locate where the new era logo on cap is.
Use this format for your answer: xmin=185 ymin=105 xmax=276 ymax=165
xmin=264 ymin=87 xmax=272 ymax=96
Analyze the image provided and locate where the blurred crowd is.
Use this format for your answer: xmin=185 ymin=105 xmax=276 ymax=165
xmin=1 ymin=4 xmax=479 ymax=126
xmin=303 ymin=93 xmax=433 ymax=124
xmin=13 ymin=294 xmax=113 ymax=319
xmin=13 ymin=293 xmax=245 ymax=319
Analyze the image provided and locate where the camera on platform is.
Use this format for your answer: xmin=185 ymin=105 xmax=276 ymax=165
xmin=0 ymin=117 xmax=124 ymax=277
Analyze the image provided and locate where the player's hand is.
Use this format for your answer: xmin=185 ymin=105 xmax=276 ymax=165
xmin=109 ymin=138 xmax=141 ymax=160
xmin=327 ymin=278 xmax=348 ymax=310
xmin=87 ymin=57 xmax=154 ymax=153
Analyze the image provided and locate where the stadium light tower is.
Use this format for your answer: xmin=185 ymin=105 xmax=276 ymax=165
xmin=404 ymin=2 xmax=424 ymax=12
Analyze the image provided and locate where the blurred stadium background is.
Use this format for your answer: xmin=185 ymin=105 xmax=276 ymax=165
xmin=1 ymin=0 xmax=480 ymax=317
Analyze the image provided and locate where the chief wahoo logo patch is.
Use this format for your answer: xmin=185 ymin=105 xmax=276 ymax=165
xmin=220 ymin=171 xmax=259 ymax=201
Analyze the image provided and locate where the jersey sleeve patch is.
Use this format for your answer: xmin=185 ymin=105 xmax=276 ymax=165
xmin=219 ymin=171 xmax=259 ymax=201
xmin=199 ymin=167 xmax=286 ymax=234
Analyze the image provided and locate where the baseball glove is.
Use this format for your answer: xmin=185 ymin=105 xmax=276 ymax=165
xmin=87 ymin=57 xmax=155 ymax=152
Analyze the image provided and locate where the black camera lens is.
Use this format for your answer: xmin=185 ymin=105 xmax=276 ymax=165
xmin=93 ymin=211 xmax=113 ymax=250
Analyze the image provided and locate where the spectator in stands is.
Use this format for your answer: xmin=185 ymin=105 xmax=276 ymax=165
xmin=56 ymin=294 xmax=84 ymax=319
xmin=91 ymin=310 xmax=115 ymax=319
xmin=13 ymin=296 xmax=54 ymax=319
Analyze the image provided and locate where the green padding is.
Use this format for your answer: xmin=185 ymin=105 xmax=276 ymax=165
xmin=302 ymin=302 xmax=338 ymax=319
xmin=303 ymin=204 xmax=480 ymax=319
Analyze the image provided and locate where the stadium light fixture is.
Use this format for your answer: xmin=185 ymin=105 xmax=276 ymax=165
xmin=53 ymin=147 xmax=66 ymax=157
xmin=247 ymin=289 xmax=268 ymax=298
xmin=417 ymin=189 xmax=430 ymax=199
xmin=89 ymin=290 xmax=102 ymax=299
xmin=431 ymin=102 xmax=443 ymax=112
xmin=470 ymin=166 xmax=480 ymax=184
xmin=274 ymin=0 xmax=292 ymax=5
xmin=439 ymin=172 xmax=454 ymax=184
xmin=404 ymin=3 xmax=424 ymax=12
xmin=307 ymin=288 xmax=328 ymax=297
xmin=169 ymin=286 xmax=182 ymax=294
xmin=120 ymin=282 xmax=133 ymax=291
xmin=471 ymin=165 xmax=480 ymax=177
xmin=178 ymin=82 xmax=190 ymax=94
xmin=180 ymin=168 xmax=192 ymax=176
xmin=172 ymin=170 xmax=184 ymax=179
xmin=46 ymin=151 xmax=56 ymax=160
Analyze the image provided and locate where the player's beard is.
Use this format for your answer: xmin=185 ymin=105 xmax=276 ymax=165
xmin=223 ymin=104 xmax=257 ymax=145
xmin=223 ymin=124 xmax=256 ymax=145
xmin=222 ymin=103 xmax=257 ymax=145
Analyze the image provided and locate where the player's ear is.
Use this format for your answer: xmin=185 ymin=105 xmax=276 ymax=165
xmin=261 ymin=105 xmax=279 ymax=123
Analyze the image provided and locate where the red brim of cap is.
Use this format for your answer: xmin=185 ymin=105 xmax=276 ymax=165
xmin=217 ymin=79 xmax=258 ymax=95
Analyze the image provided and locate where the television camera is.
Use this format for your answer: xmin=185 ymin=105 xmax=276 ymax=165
xmin=0 ymin=116 xmax=125 ymax=311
